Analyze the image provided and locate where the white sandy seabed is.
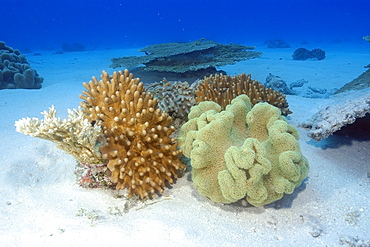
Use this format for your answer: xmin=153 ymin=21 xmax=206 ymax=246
xmin=0 ymin=43 xmax=369 ymax=247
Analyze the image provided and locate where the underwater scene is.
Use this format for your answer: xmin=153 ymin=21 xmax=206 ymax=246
xmin=0 ymin=0 xmax=369 ymax=246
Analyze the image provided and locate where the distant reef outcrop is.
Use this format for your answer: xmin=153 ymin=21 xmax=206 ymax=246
xmin=264 ymin=39 xmax=291 ymax=48
xmin=0 ymin=41 xmax=43 ymax=89
xmin=292 ymin=47 xmax=326 ymax=61
xmin=62 ymin=42 xmax=86 ymax=52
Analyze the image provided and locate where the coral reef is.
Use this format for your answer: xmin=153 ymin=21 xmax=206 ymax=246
xmin=178 ymin=95 xmax=309 ymax=206
xmin=302 ymin=87 xmax=370 ymax=141
xmin=15 ymin=106 xmax=104 ymax=164
xmin=0 ymin=41 xmax=43 ymax=89
xmin=195 ymin=72 xmax=292 ymax=116
xmin=264 ymin=39 xmax=291 ymax=48
xmin=292 ymin=47 xmax=326 ymax=61
xmin=335 ymin=69 xmax=370 ymax=94
xmin=110 ymin=39 xmax=262 ymax=76
xmin=80 ymin=69 xmax=185 ymax=199
xmin=15 ymin=69 xmax=186 ymax=200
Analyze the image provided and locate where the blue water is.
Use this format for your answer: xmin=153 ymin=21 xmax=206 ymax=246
xmin=1 ymin=0 xmax=369 ymax=50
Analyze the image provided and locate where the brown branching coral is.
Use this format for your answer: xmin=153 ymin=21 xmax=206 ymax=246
xmin=146 ymin=78 xmax=199 ymax=136
xmin=146 ymin=78 xmax=198 ymax=122
xmin=79 ymin=69 xmax=185 ymax=199
xmin=195 ymin=73 xmax=292 ymax=116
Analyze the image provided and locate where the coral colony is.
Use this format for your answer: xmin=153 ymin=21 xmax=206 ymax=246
xmin=110 ymin=39 xmax=262 ymax=79
xmin=178 ymin=95 xmax=308 ymax=206
xmin=0 ymin=41 xmax=43 ymax=89
xmin=15 ymin=66 xmax=310 ymax=205
xmin=79 ymin=70 xmax=185 ymax=199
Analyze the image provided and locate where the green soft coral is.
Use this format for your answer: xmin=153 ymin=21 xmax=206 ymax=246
xmin=178 ymin=94 xmax=309 ymax=206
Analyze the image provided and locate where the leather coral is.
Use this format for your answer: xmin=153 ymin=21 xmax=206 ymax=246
xmin=80 ymin=69 xmax=185 ymax=199
xmin=195 ymin=73 xmax=292 ymax=116
xmin=178 ymin=95 xmax=308 ymax=206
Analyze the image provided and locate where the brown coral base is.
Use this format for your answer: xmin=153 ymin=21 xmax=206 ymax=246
xmin=129 ymin=67 xmax=226 ymax=84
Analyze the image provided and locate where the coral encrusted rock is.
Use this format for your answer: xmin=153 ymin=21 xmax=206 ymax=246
xmin=195 ymin=72 xmax=292 ymax=116
xmin=178 ymin=95 xmax=309 ymax=206
xmin=80 ymin=69 xmax=185 ymax=199
xmin=302 ymin=87 xmax=370 ymax=141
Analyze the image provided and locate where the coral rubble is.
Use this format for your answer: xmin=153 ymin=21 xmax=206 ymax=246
xmin=178 ymin=95 xmax=309 ymax=206
xmin=0 ymin=41 xmax=43 ymax=89
xmin=80 ymin=70 xmax=185 ymax=199
xmin=266 ymin=73 xmax=333 ymax=98
xmin=195 ymin=72 xmax=291 ymax=116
